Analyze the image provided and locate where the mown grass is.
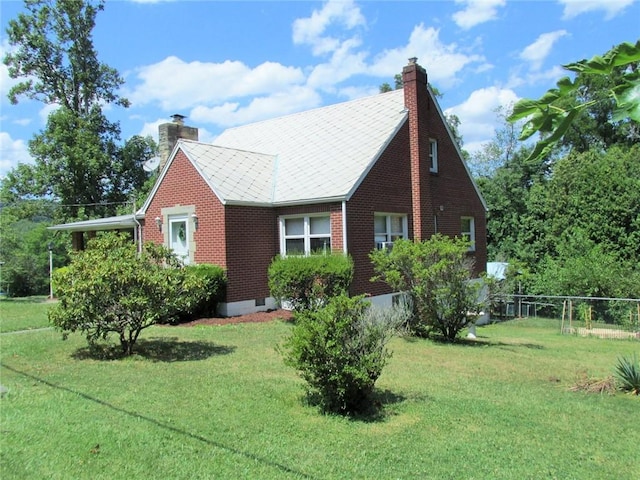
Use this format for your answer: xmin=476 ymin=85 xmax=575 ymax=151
xmin=1 ymin=306 xmax=638 ymax=479
xmin=0 ymin=297 xmax=52 ymax=333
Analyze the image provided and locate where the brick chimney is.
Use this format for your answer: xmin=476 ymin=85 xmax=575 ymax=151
xmin=158 ymin=114 xmax=199 ymax=170
xmin=402 ymin=57 xmax=433 ymax=241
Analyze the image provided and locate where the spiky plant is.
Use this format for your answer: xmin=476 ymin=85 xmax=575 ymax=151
xmin=614 ymin=353 xmax=640 ymax=395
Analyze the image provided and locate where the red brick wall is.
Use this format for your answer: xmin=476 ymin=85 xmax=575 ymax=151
xmin=224 ymin=205 xmax=277 ymax=302
xmin=143 ymin=149 xmax=228 ymax=270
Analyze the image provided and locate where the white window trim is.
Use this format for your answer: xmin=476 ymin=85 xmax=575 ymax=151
xmin=279 ymin=214 xmax=331 ymax=256
xmin=374 ymin=213 xmax=408 ymax=249
xmin=461 ymin=216 xmax=475 ymax=252
xmin=429 ymin=138 xmax=438 ymax=173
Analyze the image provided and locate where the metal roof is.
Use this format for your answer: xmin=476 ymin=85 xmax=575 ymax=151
xmin=48 ymin=214 xmax=142 ymax=232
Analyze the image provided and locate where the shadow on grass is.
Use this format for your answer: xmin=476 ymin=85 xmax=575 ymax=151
xmin=71 ymin=337 xmax=236 ymax=362
xmin=0 ymin=296 xmax=49 ymax=304
xmin=402 ymin=335 xmax=544 ymax=350
xmin=303 ymin=388 xmax=408 ymax=423
xmin=0 ymin=363 xmax=317 ymax=480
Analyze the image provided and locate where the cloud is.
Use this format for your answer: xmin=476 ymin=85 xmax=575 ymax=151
xmin=127 ymin=58 xmax=305 ymax=110
xmin=371 ymin=24 xmax=486 ymax=88
xmin=558 ymin=0 xmax=635 ymax=19
xmin=452 ymin=0 xmax=506 ymax=29
xmin=292 ymin=0 xmax=366 ymax=56
xmin=0 ymin=132 xmax=32 ymax=178
xmin=190 ymin=86 xmax=322 ymax=129
xmin=445 ymin=86 xmax=519 ymax=153
xmin=520 ymin=30 xmax=568 ymax=71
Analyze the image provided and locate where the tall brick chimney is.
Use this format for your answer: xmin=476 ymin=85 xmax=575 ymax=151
xmin=158 ymin=114 xmax=199 ymax=170
xmin=402 ymin=57 xmax=433 ymax=241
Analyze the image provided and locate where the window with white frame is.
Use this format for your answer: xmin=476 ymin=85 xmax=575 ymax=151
xmin=281 ymin=215 xmax=331 ymax=256
xmin=461 ymin=216 xmax=475 ymax=251
xmin=374 ymin=214 xmax=407 ymax=249
xmin=429 ymin=139 xmax=438 ymax=173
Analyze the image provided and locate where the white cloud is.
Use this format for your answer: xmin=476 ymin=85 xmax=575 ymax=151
xmin=190 ymin=86 xmax=322 ymax=129
xmin=520 ymin=30 xmax=568 ymax=71
xmin=371 ymin=24 xmax=486 ymax=88
xmin=0 ymin=132 xmax=33 ymax=178
xmin=127 ymin=58 xmax=305 ymax=110
xmin=445 ymin=86 xmax=519 ymax=153
xmin=558 ymin=0 xmax=635 ymax=19
xmin=292 ymin=0 xmax=366 ymax=56
xmin=452 ymin=0 xmax=506 ymax=29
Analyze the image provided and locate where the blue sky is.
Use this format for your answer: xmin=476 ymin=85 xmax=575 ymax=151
xmin=1 ymin=0 xmax=638 ymax=178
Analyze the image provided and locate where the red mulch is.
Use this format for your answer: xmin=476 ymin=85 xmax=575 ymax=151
xmin=174 ymin=309 xmax=293 ymax=327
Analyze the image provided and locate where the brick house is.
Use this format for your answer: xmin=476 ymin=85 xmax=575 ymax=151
xmin=52 ymin=59 xmax=487 ymax=316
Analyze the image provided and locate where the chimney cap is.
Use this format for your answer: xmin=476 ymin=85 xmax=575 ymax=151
xmin=171 ymin=114 xmax=186 ymax=124
xmin=408 ymin=57 xmax=418 ymax=65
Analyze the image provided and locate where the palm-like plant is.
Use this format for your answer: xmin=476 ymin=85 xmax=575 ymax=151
xmin=614 ymin=353 xmax=640 ymax=395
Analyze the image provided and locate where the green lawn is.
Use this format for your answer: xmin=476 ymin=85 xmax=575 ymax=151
xmin=1 ymin=306 xmax=638 ymax=479
xmin=0 ymin=297 xmax=52 ymax=333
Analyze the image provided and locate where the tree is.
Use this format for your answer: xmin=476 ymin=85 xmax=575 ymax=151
xmin=370 ymin=236 xmax=482 ymax=341
xmin=49 ymin=233 xmax=200 ymax=355
xmin=4 ymin=0 xmax=128 ymax=111
xmin=3 ymin=0 xmax=153 ymax=220
xmin=508 ymin=41 xmax=640 ymax=162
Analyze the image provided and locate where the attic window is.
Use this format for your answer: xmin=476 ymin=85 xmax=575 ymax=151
xmin=429 ymin=139 xmax=438 ymax=173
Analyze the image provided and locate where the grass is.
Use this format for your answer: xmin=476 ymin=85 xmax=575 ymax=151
xmin=1 ymin=305 xmax=638 ymax=479
xmin=0 ymin=297 xmax=52 ymax=333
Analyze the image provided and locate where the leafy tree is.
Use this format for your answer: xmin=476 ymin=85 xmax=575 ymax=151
xmin=4 ymin=0 xmax=128 ymax=111
xmin=370 ymin=236 xmax=482 ymax=341
xmin=2 ymin=0 xmax=154 ymax=220
xmin=508 ymin=41 xmax=640 ymax=162
xmin=49 ymin=233 xmax=200 ymax=355
xmin=281 ymin=294 xmax=408 ymax=414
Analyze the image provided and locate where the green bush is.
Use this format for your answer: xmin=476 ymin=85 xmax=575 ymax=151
xmin=281 ymin=294 xmax=408 ymax=414
xmin=49 ymin=233 xmax=194 ymax=355
xmin=172 ymin=264 xmax=226 ymax=323
xmin=268 ymin=254 xmax=353 ymax=312
xmin=614 ymin=353 xmax=640 ymax=395
xmin=370 ymin=235 xmax=482 ymax=340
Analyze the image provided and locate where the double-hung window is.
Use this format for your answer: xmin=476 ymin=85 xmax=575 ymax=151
xmin=461 ymin=216 xmax=475 ymax=251
xmin=281 ymin=215 xmax=331 ymax=256
xmin=374 ymin=214 xmax=407 ymax=249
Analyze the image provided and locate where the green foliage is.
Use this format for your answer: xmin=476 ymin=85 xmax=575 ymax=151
xmin=370 ymin=236 xmax=482 ymax=340
xmin=2 ymin=0 xmax=155 ymax=221
xmin=281 ymin=295 xmax=407 ymax=414
xmin=508 ymin=40 xmax=640 ymax=162
xmin=614 ymin=353 xmax=640 ymax=395
xmin=49 ymin=233 xmax=195 ymax=355
xmin=268 ymin=254 xmax=353 ymax=312
xmin=171 ymin=264 xmax=226 ymax=323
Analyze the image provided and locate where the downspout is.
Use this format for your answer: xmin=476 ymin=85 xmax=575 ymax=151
xmin=132 ymin=200 xmax=142 ymax=254
xmin=342 ymin=201 xmax=348 ymax=254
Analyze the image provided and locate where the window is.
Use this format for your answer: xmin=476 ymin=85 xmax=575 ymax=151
xmin=429 ymin=139 xmax=438 ymax=173
xmin=281 ymin=215 xmax=331 ymax=255
xmin=374 ymin=214 xmax=407 ymax=249
xmin=461 ymin=216 xmax=475 ymax=251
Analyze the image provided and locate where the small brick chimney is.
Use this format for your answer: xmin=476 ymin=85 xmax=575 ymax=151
xmin=402 ymin=57 xmax=433 ymax=241
xmin=158 ymin=114 xmax=199 ymax=170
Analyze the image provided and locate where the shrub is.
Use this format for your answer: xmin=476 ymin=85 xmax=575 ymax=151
xmin=370 ymin=235 xmax=482 ymax=340
xmin=281 ymin=294 xmax=408 ymax=414
xmin=268 ymin=254 xmax=353 ymax=312
xmin=172 ymin=264 xmax=226 ymax=323
xmin=614 ymin=353 xmax=640 ymax=395
xmin=49 ymin=233 xmax=194 ymax=355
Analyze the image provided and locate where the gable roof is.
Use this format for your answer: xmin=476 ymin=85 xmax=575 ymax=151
xmin=141 ymin=89 xmax=408 ymax=211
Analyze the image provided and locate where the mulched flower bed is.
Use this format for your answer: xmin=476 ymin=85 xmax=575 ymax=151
xmin=174 ymin=309 xmax=293 ymax=327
